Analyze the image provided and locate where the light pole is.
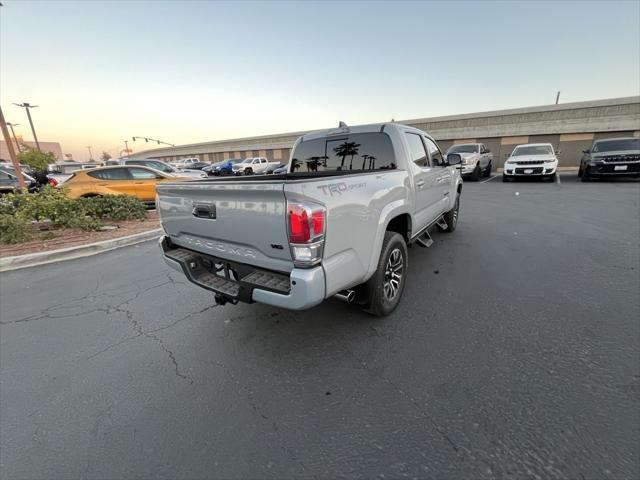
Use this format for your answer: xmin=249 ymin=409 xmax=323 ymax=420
xmin=86 ymin=146 xmax=93 ymax=161
xmin=13 ymin=102 xmax=41 ymax=151
xmin=124 ymin=140 xmax=131 ymax=157
xmin=6 ymin=122 xmax=21 ymax=152
xmin=0 ymin=106 xmax=26 ymax=189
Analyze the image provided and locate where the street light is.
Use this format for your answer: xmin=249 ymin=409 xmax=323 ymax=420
xmin=86 ymin=146 xmax=93 ymax=161
xmin=6 ymin=122 xmax=21 ymax=152
xmin=13 ymin=102 xmax=41 ymax=151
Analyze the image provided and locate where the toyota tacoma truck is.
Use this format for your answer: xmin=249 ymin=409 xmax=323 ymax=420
xmin=156 ymin=122 xmax=463 ymax=316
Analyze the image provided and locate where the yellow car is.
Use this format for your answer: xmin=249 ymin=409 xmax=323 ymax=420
xmin=63 ymin=165 xmax=180 ymax=203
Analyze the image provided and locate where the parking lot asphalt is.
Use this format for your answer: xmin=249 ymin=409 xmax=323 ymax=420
xmin=1 ymin=174 xmax=639 ymax=479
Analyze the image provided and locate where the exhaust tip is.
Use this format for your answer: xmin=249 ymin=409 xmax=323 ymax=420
xmin=335 ymin=289 xmax=355 ymax=303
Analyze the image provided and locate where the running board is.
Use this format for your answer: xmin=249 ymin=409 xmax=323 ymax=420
xmin=416 ymin=230 xmax=434 ymax=248
xmin=436 ymin=218 xmax=448 ymax=230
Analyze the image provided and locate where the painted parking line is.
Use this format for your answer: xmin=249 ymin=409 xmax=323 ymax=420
xmin=481 ymin=175 xmax=498 ymax=183
xmin=556 ymin=173 xmax=561 ymax=185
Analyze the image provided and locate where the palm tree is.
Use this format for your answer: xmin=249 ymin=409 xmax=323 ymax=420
xmin=333 ymin=141 xmax=360 ymax=170
xmin=306 ymin=156 xmax=320 ymax=172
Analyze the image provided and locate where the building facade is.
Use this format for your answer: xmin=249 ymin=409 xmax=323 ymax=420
xmin=129 ymin=97 xmax=640 ymax=168
xmin=0 ymin=140 xmax=64 ymax=162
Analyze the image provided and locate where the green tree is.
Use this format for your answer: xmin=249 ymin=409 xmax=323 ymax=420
xmin=100 ymin=151 xmax=112 ymax=162
xmin=16 ymin=146 xmax=56 ymax=171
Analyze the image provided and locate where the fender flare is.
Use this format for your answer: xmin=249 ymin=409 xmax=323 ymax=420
xmin=363 ymin=199 xmax=412 ymax=281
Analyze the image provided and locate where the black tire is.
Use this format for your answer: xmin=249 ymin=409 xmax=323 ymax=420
xmin=581 ymin=168 xmax=591 ymax=182
xmin=502 ymin=174 xmax=509 ymax=182
xmin=245 ymin=168 xmax=253 ymax=176
xmin=544 ymin=172 xmax=556 ymax=182
xmin=360 ymin=232 xmax=408 ymax=317
xmin=470 ymin=164 xmax=481 ymax=181
xmin=440 ymin=191 xmax=460 ymax=232
xmin=578 ymin=166 xmax=583 ymax=178
xmin=482 ymin=161 xmax=492 ymax=177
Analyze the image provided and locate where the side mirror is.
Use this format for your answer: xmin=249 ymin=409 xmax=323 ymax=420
xmin=447 ymin=153 xmax=462 ymax=166
xmin=556 ymin=150 xmax=562 ymax=155
xmin=582 ymin=149 xmax=590 ymax=154
xmin=486 ymin=149 xmax=491 ymax=153
xmin=164 ymin=167 xmax=173 ymax=173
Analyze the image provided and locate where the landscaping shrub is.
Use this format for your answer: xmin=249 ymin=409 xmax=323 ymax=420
xmin=0 ymin=214 xmax=32 ymax=244
xmin=77 ymin=195 xmax=146 ymax=221
xmin=0 ymin=189 xmax=148 ymax=244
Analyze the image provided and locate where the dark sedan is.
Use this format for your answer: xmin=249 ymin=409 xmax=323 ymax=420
xmin=0 ymin=168 xmax=39 ymax=194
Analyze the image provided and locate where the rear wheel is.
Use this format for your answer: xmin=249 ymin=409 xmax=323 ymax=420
xmin=360 ymin=232 xmax=408 ymax=317
xmin=440 ymin=191 xmax=460 ymax=232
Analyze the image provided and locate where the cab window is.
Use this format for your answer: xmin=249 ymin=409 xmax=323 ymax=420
xmin=424 ymin=137 xmax=445 ymax=166
xmin=405 ymin=133 xmax=429 ymax=167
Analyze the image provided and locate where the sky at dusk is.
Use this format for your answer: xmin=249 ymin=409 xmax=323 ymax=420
xmin=1 ymin=0 xmax=639 ymax=161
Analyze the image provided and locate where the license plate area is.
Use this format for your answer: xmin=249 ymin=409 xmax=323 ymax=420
xmin=162 ymin=238 xmax=291 ymax=302
xmin=614 ymin=165 xmax=628 ymax=171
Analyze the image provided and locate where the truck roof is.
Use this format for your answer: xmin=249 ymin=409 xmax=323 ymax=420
xmin=300 ymin=122 xmax=428 ymax=142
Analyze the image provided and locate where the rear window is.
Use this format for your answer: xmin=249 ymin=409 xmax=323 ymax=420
xmin=291 ymin=133 xmax=396 ymax=173
xmin=88 ymin=168 xmax=130 ymax=180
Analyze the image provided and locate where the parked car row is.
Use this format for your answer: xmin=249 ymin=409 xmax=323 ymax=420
xmin=443 ymin=136 xmax=639 ymax=183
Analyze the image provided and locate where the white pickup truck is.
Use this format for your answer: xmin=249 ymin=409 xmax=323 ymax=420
xmin=445 ymin=143 xmax=493 ymax=180
xmin=157 ymin=122 xmax=463 ymax=316
xmin=231 ymin=157 xmax=280 ymax=175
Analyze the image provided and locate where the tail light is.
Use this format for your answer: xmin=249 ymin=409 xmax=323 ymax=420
xmin=287 ymin=201 xmax=326 ymax=268
xmin=48 ymin=177 xmax=58 ymax=187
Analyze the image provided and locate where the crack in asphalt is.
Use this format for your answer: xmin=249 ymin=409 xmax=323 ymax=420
xmin=347 ymin=349 xmax=468 ymax=460
xmin=3 ymin=271 xmax=199 ymax=384
xmin=212 ymin=357 xmax=309 ymax=473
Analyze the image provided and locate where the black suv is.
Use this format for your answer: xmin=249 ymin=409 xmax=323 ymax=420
xmin=579 ymin=137 xmax=640 ymax=182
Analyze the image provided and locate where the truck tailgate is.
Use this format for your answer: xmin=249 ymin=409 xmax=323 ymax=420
xmin=156 ymin=180 xmax=293 ymax=273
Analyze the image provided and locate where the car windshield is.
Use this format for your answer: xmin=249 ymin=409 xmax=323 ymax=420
xmin=448 ymin=144 xmax=479 ymax=154
xmin=512 ymin=145 xmax=553 ymax=156
xmin=241 ymin=158 xmax=253 ymax=163
xmin=592 ymin=138 xmax=640 ymax=153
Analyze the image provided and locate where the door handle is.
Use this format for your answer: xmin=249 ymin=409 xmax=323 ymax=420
xmin=134 ymin=182 xmax=144 ymax=185
xmin=417 ymin=180 xmax=425 ymax=188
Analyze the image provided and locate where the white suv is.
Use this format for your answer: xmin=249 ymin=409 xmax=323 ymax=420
xmin=503 ymin=143 xmax=558 ymax=181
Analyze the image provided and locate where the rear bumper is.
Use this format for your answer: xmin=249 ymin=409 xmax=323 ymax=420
xmin=160 ymin=237 xmax=326 ymax=310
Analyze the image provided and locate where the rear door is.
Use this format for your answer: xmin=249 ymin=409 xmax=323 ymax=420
xmin=128 ymin=167 xmax=162 ymax=201
xmin=404 ymin=132 xmax=443 ymax=231
xmin=156 ymin=180 xmax=293 ymax=272
xmin=88 ymin=168 xmax=135 ymax=195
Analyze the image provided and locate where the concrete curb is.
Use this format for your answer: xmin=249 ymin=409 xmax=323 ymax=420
xmin=0 ymin=228 xmax=163 ymax=273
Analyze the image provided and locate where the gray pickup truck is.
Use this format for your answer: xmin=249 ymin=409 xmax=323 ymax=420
xmin=156 ymin=122 xmax=463 ymax=316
